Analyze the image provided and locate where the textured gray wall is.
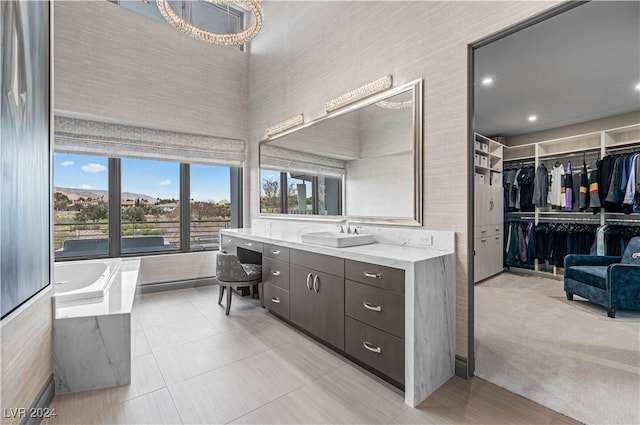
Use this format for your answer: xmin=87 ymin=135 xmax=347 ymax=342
xmin=248 ymin=1 xmax=560 ymax=359
xmin=54 ymin=0 xmax=248 ymax=140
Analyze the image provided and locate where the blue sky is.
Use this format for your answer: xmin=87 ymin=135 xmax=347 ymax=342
xmin=54 ymin=153 xmax=230 ymax=202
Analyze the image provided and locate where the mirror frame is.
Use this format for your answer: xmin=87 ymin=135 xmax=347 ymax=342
xmin=258 ymin=79 xmax=423 ymax=226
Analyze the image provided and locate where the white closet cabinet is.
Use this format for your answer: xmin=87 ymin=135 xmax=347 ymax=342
xmin=474 ymin=134 xmax=504 ymax=283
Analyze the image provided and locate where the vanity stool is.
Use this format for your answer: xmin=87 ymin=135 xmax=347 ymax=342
xmin=215 ymin=252 xmax=263 ymax=315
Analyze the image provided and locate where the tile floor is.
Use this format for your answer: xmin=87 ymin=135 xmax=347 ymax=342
xmin=45 ymin=285 xmax=579 ymax=424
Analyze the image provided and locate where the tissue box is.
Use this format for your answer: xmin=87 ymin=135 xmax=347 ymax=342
xmin=480 ymin=155 xmax=488 ymax=168
xmin=479 ymin=174 xmax=485 ymax=185
xmin=475 ymin=141 xmax=482 ymax=150
xmin=474 ymin=154 xmax=480 ymax=166
xmin=481 ymin=142 xmax=489 ymax=152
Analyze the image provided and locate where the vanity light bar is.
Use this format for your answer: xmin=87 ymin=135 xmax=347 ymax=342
xmin=375 ymin=100 xmax=414 ymax=109
xmin=325 ymin=75 xmax=393 ymax=112
xmin=266 ymin=114 xmax=304 ymax=137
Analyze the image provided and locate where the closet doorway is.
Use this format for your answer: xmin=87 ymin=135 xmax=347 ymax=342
xmin=469 ymin=2 xmax=640 ymax=425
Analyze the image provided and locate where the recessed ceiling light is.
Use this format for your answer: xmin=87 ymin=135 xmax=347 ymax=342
xmin=481 ymin=77 xmax=493 ymax=86
xmin=528 ymin=115 xmax=537 ymax=122
xmin=142 ymin=0 xmax=150 ymax=4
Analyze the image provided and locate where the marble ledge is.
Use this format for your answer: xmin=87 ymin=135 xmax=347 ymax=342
xmin=221 ymin=228 xmax=454 ymax=269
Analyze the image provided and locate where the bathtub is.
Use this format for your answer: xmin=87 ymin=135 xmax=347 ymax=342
xmin=54 ymin=260 xmax=120 ymax=302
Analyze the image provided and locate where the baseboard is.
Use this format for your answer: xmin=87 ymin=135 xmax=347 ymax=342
xmin=21 ymin=373 xmax=55 ymax=425
xmin=138 ymin=277 xmax=216 ymax=294
xmin=455 ymin=355 xmax=469 ymax=379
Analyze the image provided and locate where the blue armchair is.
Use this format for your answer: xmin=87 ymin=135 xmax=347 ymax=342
xmin=564 ymin=237 xmax=640 ymax=318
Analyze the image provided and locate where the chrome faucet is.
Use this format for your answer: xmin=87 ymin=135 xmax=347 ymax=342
xmin=338 ymin=219 xmax=351 ymax=234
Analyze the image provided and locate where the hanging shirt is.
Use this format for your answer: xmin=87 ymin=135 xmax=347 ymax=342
xmin=565 ymin=161 xmax=574 ymax=211
xmin=532 ymin=164 xmax=549 ymax=207
xmin=579 ymin=162 xmax=589 ymax=211
xmin=623 ymin=154 xmax=638 ymax=213
xmin=589 ymin=160 xmax=602 ymax=213
xmin=550 ymin=164 xmax=565 ymax=208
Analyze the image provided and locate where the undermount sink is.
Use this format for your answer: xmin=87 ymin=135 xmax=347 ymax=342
xmin=300 ymin=231 xmax=375 ymax=248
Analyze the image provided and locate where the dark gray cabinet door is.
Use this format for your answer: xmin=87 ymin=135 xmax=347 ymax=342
xmin=312 ymin=270 xmax=345 ymax=350
xmin=290 ymin=264 xmax=315 ymax=333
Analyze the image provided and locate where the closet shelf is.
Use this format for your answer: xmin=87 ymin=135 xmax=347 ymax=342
xmin=474 ymin=164 xmax=500 ymax=172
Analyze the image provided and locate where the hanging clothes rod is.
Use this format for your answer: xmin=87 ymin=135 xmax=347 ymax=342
xmin=538 ymin=149 xmax=601 ymax=160
xmin=606 ymin=219 xmax=640 ymax=225
xmin=537 ymin=216 xmax=600 ymax=223
xmin=606 ymin=144 xmax=640 ymax=154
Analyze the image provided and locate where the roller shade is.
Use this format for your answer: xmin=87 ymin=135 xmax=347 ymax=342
xmin=260 ymin=144 xmax=346 ymax=178
xmin=54 ymin=116 xmax=245 ymax=167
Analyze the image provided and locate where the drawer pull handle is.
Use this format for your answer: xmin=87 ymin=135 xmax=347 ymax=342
xmin=481 ymin=239 xmax=487 ymax=243
xmin=245 ymin=242 xmax=253 ymax=246
xmin=363 ymin=271 xmax=381 ymax=279
xmin=271 ymin=297 xmax=281 ymax=304
xmin=363 ymin=302 xmax=382 ymax=312
xmin=363 ymin=342 xmax=382 ymax=354
xmin=271 ymin=270 xmax=281 ymax=276
xmin=313 ymin=275 xmax=319 ymax=293
xmin=481 ymin=230 xmax=487 ymax=233
xmin=495 ymin=236 xmax=500 ymax=240
xmin=306 ymin=273 xmax=313 ymax=290
xmin=271 ymin=250 xmax=281 ymax=255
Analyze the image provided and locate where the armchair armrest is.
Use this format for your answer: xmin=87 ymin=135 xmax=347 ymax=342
xmin=608 ymin=264 xmax=640 ymax=310
xmin=564 ymin=255 xmax=621 ymax=269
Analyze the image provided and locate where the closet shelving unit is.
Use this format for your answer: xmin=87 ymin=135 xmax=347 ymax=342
xmin=474 ymin=133 xmax=505 ymax=283
xmin=501 ymin=123 xmax=640 ymax=279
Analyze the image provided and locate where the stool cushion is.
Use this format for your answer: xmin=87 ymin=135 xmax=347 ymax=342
xmin=241 ymin=263 xmax=262 ymax=280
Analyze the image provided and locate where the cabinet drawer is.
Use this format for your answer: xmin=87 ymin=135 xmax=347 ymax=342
xmin=263 ymin=257 xmax=290 ymax=291
xmin=345 ymin=260 xmax=404 ymax=294
xmin=264 ymin=243 xmax=290 ymax=262
xmin=236 ymin=237 xmax=263 ymax=253
xmin=220 ymin=234 xmax=237 ymax=253
xmin=345 ymin=317 xmax=404 ymax=385
xmin=345 ymin=280 xmax=404 ymax=338
xmin=264 ymin=283 xmax=289 ymax=320
xmin=290 ymin=249 xmax=344 ymax=277
xmin=475 ymin=225 xmax=489 ymax=239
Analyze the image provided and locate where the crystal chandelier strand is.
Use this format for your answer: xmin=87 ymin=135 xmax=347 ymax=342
xmin=157 ymin=0 xmax=264 ymax=46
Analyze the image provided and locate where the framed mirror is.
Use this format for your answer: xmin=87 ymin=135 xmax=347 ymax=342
xmin=259 ymin=79 xmax=423 ymax=225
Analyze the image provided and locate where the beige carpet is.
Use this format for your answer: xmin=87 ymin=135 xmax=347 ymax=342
xmin=475 ymin=272 xmax=640 ymax=425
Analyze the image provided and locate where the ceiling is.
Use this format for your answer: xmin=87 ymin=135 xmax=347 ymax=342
xmin=474 ymin=1 xmax=640 ymax=138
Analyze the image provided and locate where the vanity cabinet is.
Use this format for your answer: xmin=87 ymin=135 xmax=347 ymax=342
xmin=219 ymin=228 xmax=456 ymax=408
xmin=263 ymin=244 xmax=291 ymax=319
xmin=290 ymin=249 xmax=345 ymax=350
xmin=344 ymin=259 xmax=405 ymax=385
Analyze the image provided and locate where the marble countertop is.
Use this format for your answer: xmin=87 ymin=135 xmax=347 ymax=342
xmin=54 ymin=258 xmax=140 ymax=319
xmin=221 ymin=228 xmax=454 ymax=269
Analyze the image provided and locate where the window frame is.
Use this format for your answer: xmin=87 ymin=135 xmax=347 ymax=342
xmin=54 ymin=155 xmax=241 ymax=261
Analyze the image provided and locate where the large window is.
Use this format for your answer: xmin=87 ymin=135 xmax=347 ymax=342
xmin=54 ymin=153 xmax=110 ymax=259
xmin=121 ymin=158 xmax=181 ymax=254
xmin=54 ymin=154 xmax=239 ymax=261
xmin=190 ymin=164 xmax=231 ymax=250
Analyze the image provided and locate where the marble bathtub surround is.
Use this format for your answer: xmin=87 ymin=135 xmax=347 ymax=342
xmin=53 ymin=259 xmax=139 ymax=394
xmin=220 ymin=227 xmax=455 ymax=406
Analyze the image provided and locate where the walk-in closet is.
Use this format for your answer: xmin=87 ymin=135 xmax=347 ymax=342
xmin=471 ymin=2 xmax=640 ymax=424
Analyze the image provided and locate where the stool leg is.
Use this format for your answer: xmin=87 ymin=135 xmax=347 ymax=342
xmin=226 ymin=285 xmax=232 ymax=315
xmin=249 ymin=284 xmax=254 ymax=297
xmin=218 ymin=285 xmax=225 ymax=305
xmin=259 ymin=282 xmax=264 ymax=308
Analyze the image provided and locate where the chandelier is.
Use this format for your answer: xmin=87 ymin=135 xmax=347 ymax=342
xmin=156 ymin=0 xmax=264 ymax=46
